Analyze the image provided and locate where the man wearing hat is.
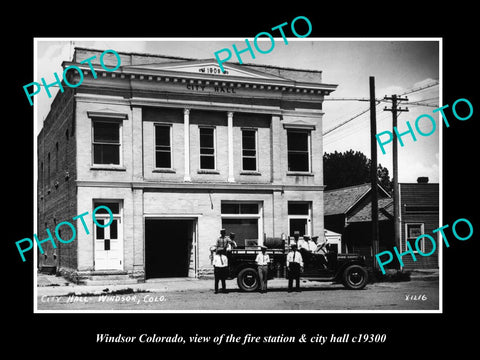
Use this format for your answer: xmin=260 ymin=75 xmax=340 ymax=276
xmin=309 ymin=236 xmax=319 ymax=252
xmin=255 ymin=245 xmax=270 ymax=293
xmin=227 ymin=232 xmax=237 ymax=251
xmin=297 ymin=235 xmax=310 ymax=265
xmin=216 ymin=229 xmax=231 ymax=251
xmin=286 ymin=243 xmax=303 ymax=292
xmin=291 ymin=230 xmax=300 ymax=246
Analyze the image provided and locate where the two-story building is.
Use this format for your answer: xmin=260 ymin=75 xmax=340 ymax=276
xmin=37 ymin=47 xmax=337 ymax=283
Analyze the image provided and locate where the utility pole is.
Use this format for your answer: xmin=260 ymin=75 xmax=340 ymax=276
xmin=383 ymin=94 xmax=409 ymax=258
xmin=370 ymin=77 xmax=379 ymax=269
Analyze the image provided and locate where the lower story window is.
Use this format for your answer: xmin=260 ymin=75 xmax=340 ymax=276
xmin=221 ymin=201 xmax=262 ymax=247
xmin=405 ymin=223 xmax=424 ymax=252
xmin=288 ymin=201 xmax=312 ymax=237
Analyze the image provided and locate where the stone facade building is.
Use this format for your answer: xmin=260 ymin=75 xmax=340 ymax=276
xmin=37 ymin=47 xmax=337 ymax=283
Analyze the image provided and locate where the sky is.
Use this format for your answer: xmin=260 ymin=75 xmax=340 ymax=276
xmin=34 ymin=38 xmax=440 ymax=183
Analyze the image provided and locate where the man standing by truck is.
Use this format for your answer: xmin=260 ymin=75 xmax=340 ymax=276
xmin=216 ymin=229 xmax=232 ymax=251
xmin=210 ymin=229 xmax=234 ymax=264
xmin=255 ymin=245 xmax=270 ymax=293
xmin=212 ymin=248 xmax=229 ymax=294
xmin=287 ymin=243 xmax=303 ymax=292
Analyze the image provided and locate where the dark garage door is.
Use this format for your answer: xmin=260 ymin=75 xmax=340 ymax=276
xmin=145 ymin=219 xmax=194 ymax=278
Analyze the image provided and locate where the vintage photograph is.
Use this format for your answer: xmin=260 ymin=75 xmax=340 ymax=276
xmin=33 ymin=38 xmax=441 ymax=312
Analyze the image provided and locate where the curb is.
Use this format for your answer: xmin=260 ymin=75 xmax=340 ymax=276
xmin=36 ymin=277 xmax=332 ymax=297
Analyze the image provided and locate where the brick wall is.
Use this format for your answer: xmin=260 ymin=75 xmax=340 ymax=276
xmin=75 ymin=101 xmax=135 ymax=183
xmin=143 ymin=189 xmax=324 ymax=274
xmin=76 ymin=186 xmax=135 ymax=273
xmin=142 ymin=107 xmax=274 ymax=184
xmin=45 ymin=48 xmax=331 ymax=282
xmin=37 ymin=87 xmax=77 ymax=272
xmin=141 ymin=106 xmax=324 ymax=186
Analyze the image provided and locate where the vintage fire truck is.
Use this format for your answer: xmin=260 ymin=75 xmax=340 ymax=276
xmin=224 ymin=241 xmax=369 ymax=291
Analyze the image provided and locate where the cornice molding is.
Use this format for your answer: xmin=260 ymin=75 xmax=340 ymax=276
xmin=75 ymin=180 xmax=325 ymax=192
xmin=62 ymin=60 xmax=337 ymax=95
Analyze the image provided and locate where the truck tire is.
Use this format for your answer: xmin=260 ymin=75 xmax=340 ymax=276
xmin=237 ymin=267 xmax=260 ymax=292
xmin=342 ymin=265 xmax=368 ymax=290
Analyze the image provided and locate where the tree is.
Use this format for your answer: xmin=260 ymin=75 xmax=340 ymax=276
xmin=323 ymin=150 xmax=392 ymax=193
xmin=377 ymin=163 xmax=393 ymax=194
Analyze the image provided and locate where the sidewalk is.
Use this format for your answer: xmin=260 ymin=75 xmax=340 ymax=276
xmin=36 ymin=273 xmax=331 ymax=297
xmin=408 ymin=269 xmax=440 ymax=281
xmin=36 ymin=269 xmax=439 ymax=298
xmin=37 ymin=273 xmax=214 ymax=297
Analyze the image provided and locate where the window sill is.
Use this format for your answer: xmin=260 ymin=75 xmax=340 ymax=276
xmin=197 ymin=169 xmax=220 ymax=175
xmin=287 ymin=171 xmax=314 ymax=176
xmin=153 ymin=168 xmax=176 ymax=173
xmin=240 ymin=171 xmax=262 ymax=176
xmin=90 ymin=165 xmax=126 ymax=171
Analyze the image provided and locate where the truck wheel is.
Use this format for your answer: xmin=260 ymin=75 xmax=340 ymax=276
xmin=237 ymin=268 xmax=259 ymax=292
xmin=342 ymin=265 xmax=368 ymax=290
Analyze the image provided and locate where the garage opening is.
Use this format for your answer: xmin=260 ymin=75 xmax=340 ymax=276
xmin=145 ymin=219 xmax=196 ymax=279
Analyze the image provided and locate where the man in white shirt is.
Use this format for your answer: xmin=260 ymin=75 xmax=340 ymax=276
xmin=212 ymin=248 xmax=229 ymax=294
xmin=255 ymin=245 xmax=270 ymax=293
xmin=308 ymin=236 xmax=318 ymax=252
xmin=286 ymin=243 xmax=303 ymax=292
xmin=297 ymin=235 xmax=309 ymax=251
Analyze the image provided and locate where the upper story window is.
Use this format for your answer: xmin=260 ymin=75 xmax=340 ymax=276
xmin=92 ymin=120 xmax=121 ymax=165
xmin=199 ymin=127 xmax=216 ymax=170
xmin=242 ymin=129 xmax=257 ymax=171
xmin=155 ymin=124 xmax=172 ymax=169
xmin=287 ymin=129 xmax=311 ymax=172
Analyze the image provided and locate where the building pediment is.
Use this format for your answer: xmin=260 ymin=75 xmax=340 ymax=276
xmin=87 ymin=108 xmax=129 ymax=120
xmin=282 ymin=117 xmax=317 ymax=130
xmin=124 ymin=59 xmax=289 ymax=81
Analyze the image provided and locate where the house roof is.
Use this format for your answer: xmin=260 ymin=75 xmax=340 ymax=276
xmin=348 ymin=197 xmax=394 ymax=222
xmin=324 ymin=183 xmax=371 ymax=216
xmin=324 ymin=183 xmax=391 ymax=216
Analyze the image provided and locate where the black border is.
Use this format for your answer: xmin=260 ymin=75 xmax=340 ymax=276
xmin=7 ymin=5 xmax=478 ymax=355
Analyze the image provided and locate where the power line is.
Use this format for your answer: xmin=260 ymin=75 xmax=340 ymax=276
xmin=404 ymin=101 xmax=438 ymax=108
xmin=323 ymin=82 xmax=439 ymax=136
xmin=324 ymin=97 xmax=370 ymax=102
xmin=409 ymin=96 xmax=439 ymax=103
xmin=323 ymin=112 xmax=392 ymax=146
xmin=323 ymin=101 xmax=381 ymax=136
xmin=400 ymin=81 xmax=439 ymax=96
